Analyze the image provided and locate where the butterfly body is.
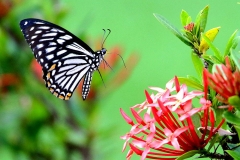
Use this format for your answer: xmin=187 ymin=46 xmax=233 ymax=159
xmin=20 ymin=18 xmax=107 ymax=100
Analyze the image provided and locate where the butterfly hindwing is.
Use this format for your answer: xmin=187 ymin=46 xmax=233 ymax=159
xmin=20 ymin=18 xmax=105 ymax=100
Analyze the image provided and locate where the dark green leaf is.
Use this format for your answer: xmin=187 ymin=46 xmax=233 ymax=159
xmin=153 ymin=13 xmax=192 ymax=46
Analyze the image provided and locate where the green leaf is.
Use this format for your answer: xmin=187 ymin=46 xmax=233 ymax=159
xmin=176 ymin=150 xmax=200 ymax=160
xmin=178 ymin=76 xmax=203 ymax=90
xmin=199 ymin=5 xmax=209 ymax=33
xmin=229 ymin=96 xmax=240 ymax=111
xmin=211 ymin=55 xmax=223 ymax=64
xmin=191 ymin=52 xmax=204 ymax=80
xmin=180 ymin=10 xmax=191 ymax=26
xmin=187 ymin=75 xmax=201 ymax=83
xmin=226 ymin=150 xmax=240 ymax=159
xmin=224 ymin=30 xmax=238 ymax=56
xmin=153 ymin=13 xmax=192 ymax=46
xmin=231 ymin=48 xmax=240 ymax=69
xmin=201 ymin=33 xmax=223 ymax=62
xmin=223 ymin=111 xmax=240 ymax=125
xmin=194 ymin=5 xmax=209 ymax=38
xmin=207 ymin=134 xmax=219 ymax=152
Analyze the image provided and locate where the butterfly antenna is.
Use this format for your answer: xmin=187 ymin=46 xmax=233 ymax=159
xmin=101 ymin=29 xmax=111 ymax=48
xmin=97 ymin=69 xmax=106 ymax=87
xmin=101 ymin=29 xmax=106 ymax=48
xmin=103 ymin=58 xmax=113 ymax=70
xmin=116 ymin=53 xmax=126 ymax=68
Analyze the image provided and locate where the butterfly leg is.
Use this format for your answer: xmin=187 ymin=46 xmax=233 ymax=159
xmin=82 ymin=71 xmax=93 ymax=100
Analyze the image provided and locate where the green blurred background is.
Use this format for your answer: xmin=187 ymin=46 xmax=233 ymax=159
xmin=1 ymin=0 xmax=240 ymax=160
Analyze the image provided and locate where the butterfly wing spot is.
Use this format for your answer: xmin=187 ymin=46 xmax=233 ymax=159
xmin=35 ymin=30 xmax=42 ymax=34
xmin=37 ymin=44 xmax=44 ymax=49
xmin=65 ymin=92 xmax=72 ymax=100
xmin=47 ymin=72 xmax=51 ymax=80
xmin=45 ymin=47 xmax=56 ymax=54
xmin=31 ymin=35 xmax=37 ymax=39
xmin=30 ymin=27 xmax=34 ymax=31
xmin=47 ymin=82 xmax=51 ymax=87
xmin=59 ymin=35 xmax=72 ymax=40
xmin=53 ymin=92 xmax=58 ymax=96
xmin=49 ymin=64 xmax=56 ymax=71
xmin=57 ymin=39 xmax=65 ymax=44
xmin=49 ymin=88 xmax=54 ymax=93
xmin=58 ymin=95 xmax=64 ymax=100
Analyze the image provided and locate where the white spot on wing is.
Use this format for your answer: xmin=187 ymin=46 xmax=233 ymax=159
xmin=38 ymin=26 xmax=50 ymax=29
xmin=46 ymin=47 xmax=56 ymax=53
xmin=30 ymin=27 xmax=34 ymax=31
xmin=60 ymin=35 xmax=72 ymax=40
xmin=35 ymin=30 xmax=42 ymax=34
xmin=36 ymin=44 xmax=44 ymax=49
xmin=31 ymin=35 xmax=37 ymax=39
xmin=39 ymin=38 xmax=54 ymax=42
xmin=38 ymin=51 xmax=42 ymax=56
xmin=24 ymin=21 xmax=28 ymax=25
xmin=46 ymin=54 xmax=54 ymax=60
xmin=49 ymin=42 xmax=57 ymax=46
xmin=57 ymin=50 xmax=67 ymax=56
xmin=34 ymin=22 xmax=44 ymax=24
xmin=42 ymin=32 xmax=58 ymax=37
xmin=57 ymin=39 xmax=65 ymax=44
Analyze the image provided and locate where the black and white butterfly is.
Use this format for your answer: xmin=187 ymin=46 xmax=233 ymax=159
xmin=19 ymin=18 xmax=110 ymax=100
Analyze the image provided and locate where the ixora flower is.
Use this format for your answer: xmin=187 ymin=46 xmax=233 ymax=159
xmin=205 ymin=57 xmax=240 ymax=106
xmin=120 ymin=76 xmax=226 ymax=160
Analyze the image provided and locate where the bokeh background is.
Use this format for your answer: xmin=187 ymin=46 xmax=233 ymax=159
xmin=1 ymin=0 xmax=240 ymax=160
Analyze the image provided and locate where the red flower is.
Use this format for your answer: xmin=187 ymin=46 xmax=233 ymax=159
xmin=184 ymin=22 xmax=194 ymax=32
xmin=120 ymin=76 xmax=226 ymax=159
xmin=206 ymin=57 xmax=240 ymax=105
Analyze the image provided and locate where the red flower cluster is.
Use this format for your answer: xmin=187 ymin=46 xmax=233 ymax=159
xmin=206 ymin=57 xmax=240 ymax=105
xmin=120 ymin=76 xmax=225 ymax=160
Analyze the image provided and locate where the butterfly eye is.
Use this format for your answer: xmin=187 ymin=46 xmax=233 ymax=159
xmin=20 ymin=18 xmax=110 ymax=100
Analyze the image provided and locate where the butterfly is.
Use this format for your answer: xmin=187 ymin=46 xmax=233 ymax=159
xmin=19 ymin=18 xmax=110 ymax=100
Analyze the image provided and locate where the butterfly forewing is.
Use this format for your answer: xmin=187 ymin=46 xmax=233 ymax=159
xmin=20 ymin=18 xmax=104 ymax=100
